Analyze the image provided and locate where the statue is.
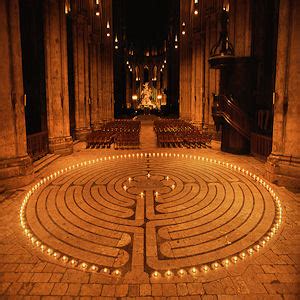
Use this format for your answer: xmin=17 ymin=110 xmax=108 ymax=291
xmin=140 ymin=82 xmax=155 ymax=108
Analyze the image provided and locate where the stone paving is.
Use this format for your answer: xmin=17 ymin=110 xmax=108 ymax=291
xmin=0 ymin=121 xmax=299 ymax=299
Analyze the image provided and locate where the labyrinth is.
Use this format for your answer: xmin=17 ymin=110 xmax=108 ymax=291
xmin=20 ymin=153 xmax=283 ymax=280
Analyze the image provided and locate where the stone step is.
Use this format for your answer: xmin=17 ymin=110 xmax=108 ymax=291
xmin=33 ymin=153 xmax=60 ymax=173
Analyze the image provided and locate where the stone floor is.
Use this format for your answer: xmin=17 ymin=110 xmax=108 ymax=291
xmin=0 ymin=120 xmax=299 ymax=299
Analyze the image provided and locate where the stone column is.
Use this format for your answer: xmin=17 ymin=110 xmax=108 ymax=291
xmin=229 ymin=0 xmax=252 ymax=57
xmin=0 ymin=0 xmax=33 ymax=189
xmin=192 ymin=32 xmax=203 ymax=123
xmin=266 ymin=0 xmax=300 ymax=190
xmin=179 ymin=0 xmax=192 ymax=120
xmin=157 ymin=68 xmax=161 ymax=91
xmin=90 ymin=32 xmax=100 ymax=129
xmin=44 ymin=0 xmax=73 ymax=155
xmin=205 ymin=5 xmax=220 ymax=129
xmin=101 ymin=0 xmax=114 ymax=121
xmin=73 ymin=10 xmax=90 ymax=140
xmin=97 ymin=40 xmax=104 ymax=123
xmin=126 ymin=69 xmax=132 ymax=109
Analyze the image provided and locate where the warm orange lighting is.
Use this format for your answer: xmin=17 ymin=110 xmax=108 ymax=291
xmin=106 ymin=21 xmax=110 ymax=37
xmin=194 ymin=9 xmax=199 ymax=15
xmin=223 ymin=0 xmax=230 ymax=12
xmin=182 ymin=22 xmax=186 ymax=35
xmin=132 ymin=95 xmax=138 ymax=100
xmin=65 ymin=0 xmax=71 ymax=14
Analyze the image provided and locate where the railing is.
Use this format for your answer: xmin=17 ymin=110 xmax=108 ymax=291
xmin=251 ymin=133 xmax=272 ymax=158
xmin=212 ymin=94 xmax=273 ymax=157
xmin=217 ymin=95 xmax=250 ymax=139
xmin=27 ymin=131 xmax=49 ymax=161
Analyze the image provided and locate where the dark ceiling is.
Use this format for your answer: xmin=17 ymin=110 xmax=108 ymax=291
xmin=124 ymin=0 xmax=171 ymax=50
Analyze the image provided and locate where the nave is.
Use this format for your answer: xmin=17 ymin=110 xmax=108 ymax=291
xmin=0 ymin=119 xmax=299 ymax=299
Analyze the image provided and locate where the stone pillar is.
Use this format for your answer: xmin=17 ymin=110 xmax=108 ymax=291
xmin=204 ymin=4 xmax=220 ymax=129
xmin=99 ymin=0 xmax=114 ymax=122
xmin=229 ymin=0 xmax=252 ymax=57
xmin=0 ymin=0 xmax=33 ymax=189
xmin=73 ymin=9 xmax=90 ymax=140
xmin=44 ymin=0 xmax=73 ymax=155
xmin=191 ymin=32 xmax=203 ymax=123
xmin=90 ymin=32 xmax=101 ymax=129
xmin=157 ymin=68 xmax=161 ymax=91
xmin=126 ymin=69 xmax=132 ymax=109
xmin=179 ymin=0 xmax=192 ymax=120
xmin=97 ymin=40 xmax=104 ymax=123
xmin=266 ymin=0 xmax=300 ymax=190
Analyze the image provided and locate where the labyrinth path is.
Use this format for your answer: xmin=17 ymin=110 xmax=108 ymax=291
xmin=20 ymin=153 xmax=282 ymax=279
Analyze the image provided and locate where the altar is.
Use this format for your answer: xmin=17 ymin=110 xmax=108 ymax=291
xmin=137 ymin=82 xmax=159 ymax=111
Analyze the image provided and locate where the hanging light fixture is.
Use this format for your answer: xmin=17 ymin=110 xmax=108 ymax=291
xmin=223 ymin=0 xmax=230 ymax=12
xmin=106 ymin=21 xmax=110 ymax=37
xmin=194 ymin=0 xmax=199 ymax=15
xmin=95 ymin=0 xmax=100 ymax=16
xmin=208 ymin=3 xmax=235 ymax=68
xmin=114 ymin=35 xmax=118 ymax=49
xmin=65 ymin=0 xmax=71 ymax=14
xmin=181 ymin=22 xmax=186 ymax=35
xmin=174 ymin=34 xmax=178 ymax=49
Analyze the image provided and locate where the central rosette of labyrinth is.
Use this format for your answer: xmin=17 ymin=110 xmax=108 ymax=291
xmin=23 ymin=154 xmax=281 ymax=279
xmin=133 ymin=176 xmax=164 ymax=190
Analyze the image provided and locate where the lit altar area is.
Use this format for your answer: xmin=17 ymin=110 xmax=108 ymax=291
xmin=137 ymin=82 xmax=162 ymax=114
xmin=120 ymin=45 xmax=173 ymax=116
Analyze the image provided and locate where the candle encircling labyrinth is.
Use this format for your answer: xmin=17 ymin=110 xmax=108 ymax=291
xmin=20 ymin=153 xmax=283 ymax=278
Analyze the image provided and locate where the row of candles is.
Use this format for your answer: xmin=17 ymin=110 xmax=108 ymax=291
xmin=20 ymin=152 xmax=283 ymax=277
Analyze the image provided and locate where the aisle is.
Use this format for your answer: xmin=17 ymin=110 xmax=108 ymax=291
xmin=139 ymin=119 xmax=157 ymax=150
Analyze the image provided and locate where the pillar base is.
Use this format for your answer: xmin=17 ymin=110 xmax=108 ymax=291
xmin=75 ymin=128 xmax=90 ymax=141
xmin=0 ymin=155 xmax=34 ymax=190
xmin=48 ymin=136 xmax=73 ymax=156
xmin=266 ymin=153 xmax=300 ymax=192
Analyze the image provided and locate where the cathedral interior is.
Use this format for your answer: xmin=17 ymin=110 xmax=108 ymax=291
xmin=0 ymin=0 xmax=299 ymax=298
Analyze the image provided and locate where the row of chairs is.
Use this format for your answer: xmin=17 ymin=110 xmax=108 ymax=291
xmin=154 ymin=119 xmax=212 ymax=148
xmin=114 ymin=132 xmax=140 ymax=149
xmin=86 ymin=120 xmax=141 ymax=149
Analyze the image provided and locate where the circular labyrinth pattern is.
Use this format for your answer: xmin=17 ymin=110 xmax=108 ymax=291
xmin=20 ymin=153 xmax=283 ymax=279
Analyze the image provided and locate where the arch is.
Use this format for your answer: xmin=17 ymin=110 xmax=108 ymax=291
xmin=153 ymin=65 xmax=157 ymax=81
xmin=135 ymin=66 xmax=140 ymax=81
xmin=144 ymin=65 xmax=149 ymax=83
